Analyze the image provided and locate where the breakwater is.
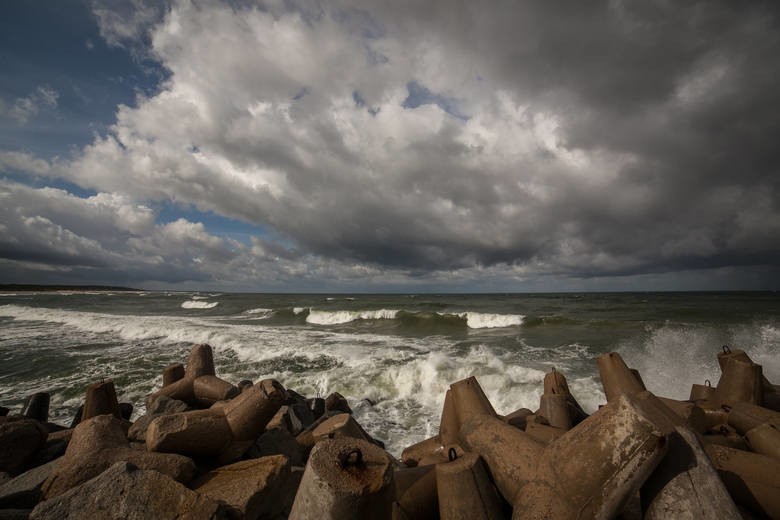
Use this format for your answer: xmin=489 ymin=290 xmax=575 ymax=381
xmin=1 ymin=342 xmax=779 ymax=518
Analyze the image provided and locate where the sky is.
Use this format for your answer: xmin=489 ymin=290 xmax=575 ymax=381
xmin=1 ymin=0 xmax=779 ymax=292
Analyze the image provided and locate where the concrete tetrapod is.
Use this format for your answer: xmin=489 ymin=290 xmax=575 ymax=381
xmin=458 ymin=414 xmax=544 ymax=504
xmin=704 ymin=443 xmax=780 ymax=518
xmin=708 ymin=358 xmax=763 ymax=408
xmin=147 ymin=344 xmax=239 ymax=407
xmin=440 ymin=376 xmax=499 ymax=444
xmin=147 ymin=378 xmax=287 ymax=457
xmin=162 ymin=362 xmax=185 ymax=387
xmin=717 ymin=347 xmax=775 ymax=394
xmin=401 ymin=435 xmax=443 ymax=467
xmin=542 ymin=369 xmax=588 ymax=425
xmin=727 ymin=401 xmax=780 ymax=434
xmin=289 ymin=437 xmax=394 ymax=520
xmin=20 ymin=393 xmax=50 ymax=424
xmin=436 ymin=451 xmax=505 ymax=520
xmin=641 ymin=427 xmax=741 ymax=519
xmin=745 ymin=422 xmax=780 ymax=460
xmin=459 ymin=391 xmax=668 ymax=519
xmin=596 ymin=352 xmax=646 ymax=403
xmin=538 ymin=393 xmax=572 ymax=431
xmin=393 ymin=464 xmax=438 ymax=520
xmin=81 ymin=380 xmax=121 ymax=421
xmin=519 ymin=393 xmax=668 ymax=519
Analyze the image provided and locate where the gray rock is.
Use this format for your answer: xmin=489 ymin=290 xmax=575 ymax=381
xmin=30 ymin=461 xmax=226 ymax=520
xmin=0 ymin=458 xmax=60 ymax=509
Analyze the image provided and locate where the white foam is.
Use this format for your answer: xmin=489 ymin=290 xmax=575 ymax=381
xmin=293 ymin=307 xmax=307 ymax=315
xmin=246 ymin=307 xmax=272 ymax=314
xmin=459 ymin=312 xmax=525 ymax=329
xmin=618 ymin=322 xmax=780 ymax=401
xmin=306 ymin=309 xmax=399 ymax=325
xmin=181 ymin=300 xmax=219 ymax=309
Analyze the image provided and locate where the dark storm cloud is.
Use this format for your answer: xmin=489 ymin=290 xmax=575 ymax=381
xmin=2 ymin=0 xmax=779 ymax=289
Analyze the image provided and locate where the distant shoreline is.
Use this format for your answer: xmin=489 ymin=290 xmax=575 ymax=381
xmin=0 ymin=284 xmax=141 ymax=292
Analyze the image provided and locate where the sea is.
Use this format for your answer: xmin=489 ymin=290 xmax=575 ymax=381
xmin=1 ymin=291 xmax=778 ymax=456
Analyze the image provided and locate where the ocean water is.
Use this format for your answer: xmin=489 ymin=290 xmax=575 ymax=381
xmin=0 ymin=291 xmax=778 ymax=456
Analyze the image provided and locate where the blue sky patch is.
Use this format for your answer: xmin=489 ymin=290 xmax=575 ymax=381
xmin=402 ymin=81 xmax=469 ymax=121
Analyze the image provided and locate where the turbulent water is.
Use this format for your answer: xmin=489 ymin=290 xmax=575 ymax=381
xmin=1 ymin=291 xmax=778 ymax=455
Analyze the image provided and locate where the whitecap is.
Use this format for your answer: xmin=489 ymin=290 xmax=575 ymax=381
xmin=453 ymin=312 xmax=525 ymax=329
xmin=306 ymin=309 xmax=399 ymax=325
xmin=181 ymin=300 xmax=219 ymax=309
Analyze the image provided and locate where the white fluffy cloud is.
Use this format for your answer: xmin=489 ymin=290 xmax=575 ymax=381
xmin=2 ymin=0 xmax=779 ymax=289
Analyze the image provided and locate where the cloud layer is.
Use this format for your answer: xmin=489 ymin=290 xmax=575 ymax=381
xmin=2 ymin=0 xmax=780 ymax=289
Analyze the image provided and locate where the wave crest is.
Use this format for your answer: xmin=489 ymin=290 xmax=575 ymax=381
xmin=181 ymin=300 xmax=219 ymax=309
xmin=306 ymin=309 xmax=399 ymax=325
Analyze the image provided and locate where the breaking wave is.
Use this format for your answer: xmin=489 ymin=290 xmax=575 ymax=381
xmin=181 ymin=300 xmax=219 ymax=309
xmin=304 ymin=308 xmax=524 ymax=329
xmin=306 ymin=309 xmax=399 ymax=325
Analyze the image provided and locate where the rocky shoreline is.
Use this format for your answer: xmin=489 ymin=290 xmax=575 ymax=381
xmin=1 ymin=344 xmax=778 ymax=519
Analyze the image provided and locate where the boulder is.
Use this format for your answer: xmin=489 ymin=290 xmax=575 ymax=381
xmin=0 ymin=458 xmax=60 ymax=509
xmin=192 ymin=455 xmax=297 ymax=519
xmin=0 ymin=418 xmax=48 ymax=475
xmin=30 ymin=461 xmax=225 ymax=520
xmin=40 ymin=415 xmax=195 ymax=499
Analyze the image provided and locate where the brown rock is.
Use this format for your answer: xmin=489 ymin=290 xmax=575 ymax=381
xmin=0 ymin=418 xmax=48 ymax=475
xmin=0 ymin=458 xmax=60 ymax=509
xmin=192 ymin=455 xmax=296 ymax=519
xmin=41 ymin=415 xmax=195 ymax=499
xmin=30 ymin=461 xmax=225 ymax=520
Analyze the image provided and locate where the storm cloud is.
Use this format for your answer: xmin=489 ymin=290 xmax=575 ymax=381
xmin=1 ymin=0 xmax=779 ymax=290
